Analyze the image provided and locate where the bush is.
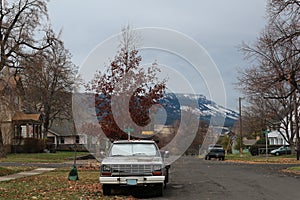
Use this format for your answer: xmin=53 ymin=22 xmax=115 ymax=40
xmin=234 ymin=137 xmax=247 ymax=151
xmin=22 ymin=138 xmax=45 ymax=153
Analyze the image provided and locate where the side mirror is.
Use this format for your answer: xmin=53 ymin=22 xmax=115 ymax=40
xmin=161 ymin=150 xmax=169 ymax=158
xmin=100 ymin=150 xmax=107 ymax=157
xmin=164 ymin=151 xmax=169 ymax=158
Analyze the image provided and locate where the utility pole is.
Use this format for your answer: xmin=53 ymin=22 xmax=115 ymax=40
xmin=239 ymin=97 xmax=243 ymax=155
xmin=293 ymin=91 xmax=299 ymax=160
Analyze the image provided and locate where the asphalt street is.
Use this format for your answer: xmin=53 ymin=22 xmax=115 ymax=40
xmin=157 ymin=156 xmax=300 ymax=200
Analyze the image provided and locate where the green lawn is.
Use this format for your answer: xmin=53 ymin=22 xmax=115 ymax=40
xmin=0 ymin=168 xmax=132 ymax=200
xmin=0 ymin=151 xmax=90 ymax=163
xmin=287 ymin=166 xmax=300 ymax=172
xmin=225 ymin=152 xmax=300 ymax=164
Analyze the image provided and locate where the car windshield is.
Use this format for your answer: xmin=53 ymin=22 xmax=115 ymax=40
xmin=110 ymin=143 xmax=159 ymax=157
xmin=210 ymin=149 xmax=224 ymax=152
xmin=279 ymin=146 xmax=289 ymax=150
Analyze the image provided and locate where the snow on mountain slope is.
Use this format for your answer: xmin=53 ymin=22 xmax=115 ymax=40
xmin=157 ymin=93 xmax=239 ymax=127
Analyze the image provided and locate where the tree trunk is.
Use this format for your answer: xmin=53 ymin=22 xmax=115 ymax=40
xmin=293 ymin=91 xmax=299 ymax=160
xmin=0 ymin=128 xmax=7 ymax=158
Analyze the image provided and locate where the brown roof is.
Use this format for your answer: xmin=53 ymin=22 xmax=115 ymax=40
xmin=12 ymin=111 xmax=41 ymax=121
xmin=243 ymin=138 xmax=257 ymax=146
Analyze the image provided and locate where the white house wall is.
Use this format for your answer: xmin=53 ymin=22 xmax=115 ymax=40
xmin=268 ymin=130 xmax=294 ymax=145
xmin=59 ymin=135 xmax=85 ymax=145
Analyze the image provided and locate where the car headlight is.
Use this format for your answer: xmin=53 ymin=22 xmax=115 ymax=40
xmin=153 ymin=165 xmax=162 ymax=171
xmin=101 ymin=165 xmax=112 ymax=176
xmin=152 ymin=165 xmax=162 ymax=176
xmin=102 ymin=165 xmax=111 ymax=172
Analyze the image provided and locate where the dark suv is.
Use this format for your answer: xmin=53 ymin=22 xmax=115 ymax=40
xmin=205 ymin=148 xmax=225 ymax=161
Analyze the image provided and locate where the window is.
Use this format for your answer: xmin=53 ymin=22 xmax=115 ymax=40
xmin=76 ymin=136 xmax=80 ymax=144
xmin=60 ymin=137 xmax=65 ymax=144
xmin=110 ymin=143 xmax=159 ymax=156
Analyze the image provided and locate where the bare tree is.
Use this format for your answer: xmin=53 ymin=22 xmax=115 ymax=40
xmin=21 ymin=37 xmax=77 ymax=138
xmin=0 ymin=0 xmax=54 ymax=157
xmin=237 ymin=0 xmax=300 ymax=157
xmin=267 ymin=0 xmax=300 ymax=45
xmin=0 ymin=0 xmax=54 ymax=71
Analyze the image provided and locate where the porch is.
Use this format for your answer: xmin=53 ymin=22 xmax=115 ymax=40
xmin=11 ymin=112 xmax=44 ymax=153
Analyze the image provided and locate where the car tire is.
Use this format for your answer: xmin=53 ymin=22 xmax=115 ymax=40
xmin=154 ymin=183 xmax=163 ymax=197
xmin=164 ymin=166 xmax=170 ymax=189
xmin=102 ymin=184 xmax=111 ymax=196
xmin=275 ymin=152 xmax=280 ymax=156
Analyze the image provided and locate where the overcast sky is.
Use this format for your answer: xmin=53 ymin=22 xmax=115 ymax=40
xmin=48 ymin=0 xmax=268 ymax=111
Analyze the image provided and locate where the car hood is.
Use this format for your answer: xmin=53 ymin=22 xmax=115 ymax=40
xmin=102 ymin=156 xmax=163 ymax=165
xmin=270 ymin=150 xmax=276 ymax=153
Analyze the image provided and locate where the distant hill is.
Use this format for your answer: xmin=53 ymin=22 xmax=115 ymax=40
xmin=156 ymin=93 xmax=239 ymax=128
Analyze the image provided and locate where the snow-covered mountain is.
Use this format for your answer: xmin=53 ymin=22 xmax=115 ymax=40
xmin=73 ymin=92 xmax=239 ymax=130
xmin=156 ymin=93 xmax=239 ymax=128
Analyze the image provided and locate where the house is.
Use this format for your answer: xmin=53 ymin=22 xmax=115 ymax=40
xmin=267 ymin=130 xmax=290 ymax=146
xmin=243 ymin=137 xmax=257 ymax=146
xmin=47 ymin=119 xmax=87 ymax=151
xmin=0 ymin=70 xmax=28 ymax=153
xmin=0 ymin=68 xmax=86 ymax=153
xmin=0 ymin=66 xmax=48 ymax=153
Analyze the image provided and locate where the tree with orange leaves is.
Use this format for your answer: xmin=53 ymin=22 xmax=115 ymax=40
xmin=85 ymin=26 xmax=167 ymax=140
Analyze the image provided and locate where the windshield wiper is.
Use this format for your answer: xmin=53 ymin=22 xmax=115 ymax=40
xmin=132 ymin=153 xmax=147 ymax=156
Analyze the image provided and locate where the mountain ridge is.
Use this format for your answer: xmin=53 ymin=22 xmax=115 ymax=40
xmin=156 ymin=93 xmax=239 ymax=128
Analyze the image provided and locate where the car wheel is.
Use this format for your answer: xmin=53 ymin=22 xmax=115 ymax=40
xmin=164 ymin=166 xmax=170 ymax=189
xmin=275 ymin=152 xmax=280 ymax=156
xmin=102 ymin=184 xmax=111 ymax=196
xmin=208 ymin=156 xmax=211 ymax=160
xmin=154 ymin=183 xmax=163 ymax=197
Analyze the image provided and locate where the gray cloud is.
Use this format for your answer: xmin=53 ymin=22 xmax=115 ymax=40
xmin=48 ymin=0 xmax=267 ymax=110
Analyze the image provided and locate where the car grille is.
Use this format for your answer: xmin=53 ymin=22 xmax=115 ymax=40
xmin=111 ymin=164 xmax=153 ymax=175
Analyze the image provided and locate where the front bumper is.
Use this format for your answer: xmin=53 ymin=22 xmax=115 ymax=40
xmin=100 ymin=176 xmax=165 ymax=185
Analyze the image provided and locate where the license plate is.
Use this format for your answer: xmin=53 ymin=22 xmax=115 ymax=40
xmin=127 ymin=179 xmax=137 ymax=185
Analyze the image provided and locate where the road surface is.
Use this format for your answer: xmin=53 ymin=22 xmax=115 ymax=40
xmin=158 ymin=156 xmax=300 ymax=200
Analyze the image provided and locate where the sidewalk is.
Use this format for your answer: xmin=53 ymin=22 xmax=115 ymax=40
xmin=0 ymin=168 xmax=56 ymax=182
xmin=0 ymin=159 xmax=99 ymax=182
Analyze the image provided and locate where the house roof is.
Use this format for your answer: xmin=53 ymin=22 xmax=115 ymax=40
xmin=12 ymin=111 xmax=41 ymax=121
xmin=268 ymin=130 xmax=283 ymax=138
xmin=49 ymin=119 xmax=76 ymax=137
xmin=243 ymin=138 xmax=257 ymax=146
